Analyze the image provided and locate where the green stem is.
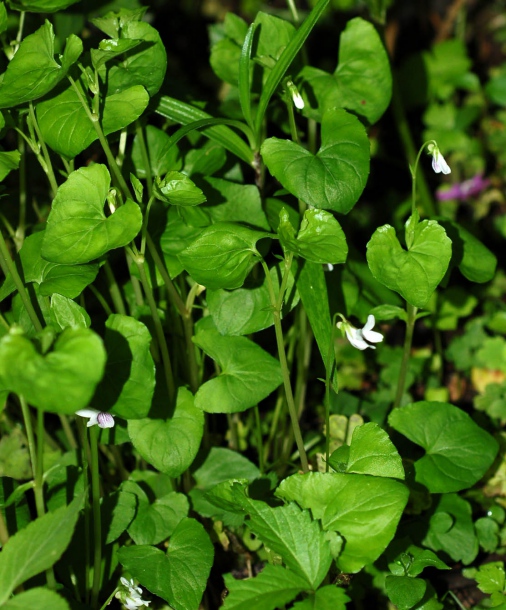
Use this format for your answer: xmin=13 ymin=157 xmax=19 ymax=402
xmin=0 ymin=510 xmax=9 ymax=546
xmin=99 ymin=587 xmax=119 ymax=610
xmin=254 ymin=405 xmax=264 ymax=474
xmin=15 ymin=130 xmax=27 ymax=251
xmin=28 ymin=103 xmax=58 ymax=197
xmin=135 ymin=121 xmax=153 ymax=198
xmin=262 ymin=256 xmax=309 ymax=473
xmin=0 ymin=230 xmax=43 ymax=332
xmin=59 ymin=414 xmax=78 ymax=450
xmin=391 ymin=79 xmax=436 ymax=216
xmin=103 ymin=260 xmax=127 ymax=316
xmin=77 ymin=419 xmax=91 ymax=605
xmin=393 ymin=303 xmax=417 ymax=409
xmin=132 ymin=249 xmax=176 ymax=404
xmin=325 ymin=319 xmax=337 ymax=471
xmin=89 ymin=424 xmax=102 ymax=609
xmin=67 ymin=76 xmax=132 ymax=200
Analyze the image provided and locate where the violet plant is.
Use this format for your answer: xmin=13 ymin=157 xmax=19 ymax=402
xmin=0 ymin=1 xmax=504 ymax=609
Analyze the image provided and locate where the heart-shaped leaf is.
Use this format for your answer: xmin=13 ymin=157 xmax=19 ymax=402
xmin=277 ymin=471 xmax=409 ymax=573
xmin=41 ymin=164 xmax=142 ymax=265
xmin=389 ymin=401 xmax=499 ymax=493
xmin=178 ymin=223 xmax=270 ymax=290
xmin=37 ymin=83 xmax=149 ymax=159
xmin=0 ymin=22 xmax=82 ymax=109
xmin=366 ymin=218 xmax=452 ymax=308
xmin=118 ymin=517 xmax=214 ymax=610
xmin=0 ymin=328 xmax=106 ymax=414
xmin=127 ymin=387 xmax=204 ymax=477
xmin=122 ymin=480 xmax=188 ymax=546
xmin=90 ymin=314 xmax=155 ymax=419
xmin=278 ymin=207 xmax=348 ymax=264
xmin=0 ymin=232 xmax=99 ymax=302
xmin=261 ymin=108 xmax=370 ymax=214
xmin=193 ymin=329 xmax=283 ymax=413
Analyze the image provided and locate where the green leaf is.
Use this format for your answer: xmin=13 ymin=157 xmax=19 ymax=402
xmin=475 ymin=562 xmax=506 ymax=595
xmin=101 ymin=489 xmax=137 ymax=544
xmin=118 ymin=517 xmax=214 ymax=610
xmin=475 ymin=517 xmax=500 ymax=553
xmin=90 ymin=314 xmax=155 ymax=419
xmin=207 ymin=262 xmax=299 ymax=336
xmin=292 ymin=259 xmax=335 ymax=385
xmin=178 ymin=223 xmax=270 ymax=290
xmin=333 ymin=18 xmax=391 ymax=124
xmin=189 ymin=448 xmax=259 ymax=524
xmin=254 ymin=0 xmax=330 ymax=135
xmin=0 ymin=492 xmax=82 ymax=604
xmin=0 ymin=328 xmax=106 ymax=414
xmin=37 ymin=82 xmax=149 ymax=159
xmin=0 ymin=150 xmax=20 ymax=182
xmin=261 ymin=108 xmax=370 ymax=214
xmin=388 ymin=401 xmax=498 ymax=493
xmin=223 ymin=563 xmax=309 ymax=610
xmin=123 ymin=480 xmax=189 ymax=546
xmin=193 ymin=329 xmax=283 ymax=413
xmin=235 ymin=496 xmax=332 ymax=589
xmin=366 ymin=218 xmax=452 ymax=308
xmin=385 ymin=575 xmax=427 ymax=610
xmin=154 ymin=171 xmax=206 ymax=206
xmin=91 ymin=37 xmax=143 ymax=70
xmin=0 ymin=22 xmax=82 ymax=108
xmin=50 ymin=294 xmax=90 ymax=330
xmin=436 ymin=219 xmax=497 ymax=283
xmin=276 ymin=471 xmax=409 ymax=573
xmin=7 ymin=0 xmax=79 ymax=11
xmin=128 ymin=387 xmax=204 ymax=477
xmin=238 ymin=23 xmax=255 ymax=129
xmin=41 ymin=164 xmax=142 ymax=264
xmin=203 ymin=177 xmax=270 ymax=231
xmin=0 ymin=3 xmax=7 ymax=36
xmin=387 ymin=541 xmax=449 ymax=577
xmin=0 ymin=232 xmax=99 ymax=302
xmin=291 ymin=586 xmax=350 ymax=610
xmin=156 ymin=96 xmax=254 ymax=166
xmin=104 ymin=20 xmax=167 ymax=97
xmin=132 ymin=125 xmax=182 ymax=178
xmin=1 ymin=588 xmax=70 ymax=610
xmin=278 ymin=208 xmax=348 ymax=264
xmin=329 ymin=422 xmax=405 ymax=479
xmin=422 ymin=494 xmax=478 ymax=564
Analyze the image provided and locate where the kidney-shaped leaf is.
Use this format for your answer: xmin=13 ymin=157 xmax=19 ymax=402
xmin=90 ymin=314 xmax=155 ymax=419
xmin=389 ymin=401 xmax=499 ymax=493
xmin=0 ymin=22 xmax=82 ymax=109
xmin=128 ymin=387 xmax=203 ymax=477
xmin=41 ymin=164 xmax=142 ymax=264
xmin=0 ymin=328 xmax=106 ymax=414
xmin=193 ymin=329 xmax=283 ymax=413
xmin=276 ymin=472 xmax=409 ymax=573
xmin=261 ymin=108 xmax=370 ymax=214
xmin=118 ymin=517 xmax=214 ymax=610
xmin=367 ymin=219 xmax=452 ymax=308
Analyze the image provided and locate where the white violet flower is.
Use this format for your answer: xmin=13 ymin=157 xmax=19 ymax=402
xmin=75 ymin=408 xmax=115 ymax=428
xmin=115 ymin=577 xmax=150 ymax=610
xmin=286 ymin=80 xmax=304 ymax=110
xmin=427 ymin=142 xmax=451 ymax=175
xmin=337 ymin=314 xmax=384 ymax=351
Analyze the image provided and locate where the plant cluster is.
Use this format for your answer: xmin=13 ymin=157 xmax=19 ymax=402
xmin=0 ymin=0 xmax=505 ymax=609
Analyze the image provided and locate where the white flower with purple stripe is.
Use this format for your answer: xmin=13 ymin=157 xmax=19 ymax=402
xmin=75 ymin=408 xmax=115 ymax=428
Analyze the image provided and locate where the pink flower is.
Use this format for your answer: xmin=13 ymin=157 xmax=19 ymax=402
xmin=437 ymin=174 xmax=490 ymax=202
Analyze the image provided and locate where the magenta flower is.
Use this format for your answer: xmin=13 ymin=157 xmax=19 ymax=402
xmin=437 ymin=174 xmax=490 ymax=202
